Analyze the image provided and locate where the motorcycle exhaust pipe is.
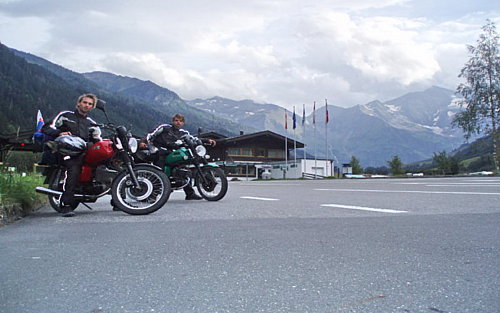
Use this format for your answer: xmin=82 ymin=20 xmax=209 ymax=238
xmin=36 ymin=186 xmax=62 ymax=197
xmin=35 ymin=187 xmax=100 ymax=201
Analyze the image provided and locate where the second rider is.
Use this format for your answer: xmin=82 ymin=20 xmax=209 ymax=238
xmin=141 ymin=113 xmax=216 ymax=200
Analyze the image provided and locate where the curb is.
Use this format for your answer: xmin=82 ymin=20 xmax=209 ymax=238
xmin=0 ymin=203 xmax=44 ymax=226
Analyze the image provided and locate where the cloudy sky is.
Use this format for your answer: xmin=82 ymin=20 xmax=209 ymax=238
xmin=0 ymin=0 xmax=498 ymax=111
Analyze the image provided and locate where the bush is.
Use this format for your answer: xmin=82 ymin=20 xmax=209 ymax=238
xmin=0 ymin=173 xmax=46 ymax=209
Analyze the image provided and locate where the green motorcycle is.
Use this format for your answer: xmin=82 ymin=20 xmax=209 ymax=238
xmin=137 ymin=134 xmax=228 ymax=201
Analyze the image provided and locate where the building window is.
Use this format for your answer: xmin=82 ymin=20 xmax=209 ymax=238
xmin=268 ymin=149 xmax=284 ymax=158
xmin=255 ymin=148 xmax=266 ymax=157
xmin=226 ymin=165 xmax=256 ymax=176
xmin=228 ymin=148 xmax=240 ymax=156
xmin=241 ymin=148 xmax=253 ymax=156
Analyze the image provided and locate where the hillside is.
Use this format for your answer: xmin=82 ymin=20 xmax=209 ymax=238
xmin=406 ymin=132 xmax=498 ymax=173
xmin=83 ymin=72 xmax=252 ymax=136
xmin=6 ymin=46 xmax=242 ymax=137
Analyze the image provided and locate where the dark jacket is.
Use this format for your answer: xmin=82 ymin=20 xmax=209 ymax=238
xmin=41 ymin=110 xmax=101 ymax=142
xmin=144 ymin=124 xmax=190 ymax=149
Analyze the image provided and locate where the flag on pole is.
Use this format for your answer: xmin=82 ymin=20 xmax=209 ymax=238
xmin=325 ymin=99 xmax=329 ymax=124
xmin=313 ymin=101 xmax=316 ymax=125
xmin=33 ymin=110 xmax=47 ymax=145
xmin=284 ymin=109 xmax=288 ymax=130
xmin=36 ymin=110 xmax=44 ymax=131
xmin=292 ymin=106 xmax=296 ymax=130
xmin=302 ymin=104 xmax=305 ymax=126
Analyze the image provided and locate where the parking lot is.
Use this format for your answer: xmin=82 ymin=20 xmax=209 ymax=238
xmin=1 ymin=176 xmax=499 ymax=312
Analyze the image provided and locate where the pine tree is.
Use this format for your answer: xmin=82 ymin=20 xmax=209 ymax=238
xmin=453 ymin=20 xmax=500 ymax=172
xmin=350 ymin=156 xmax=363 ymax=174
xmin=388 ymin=155 xmax=404 ymax=176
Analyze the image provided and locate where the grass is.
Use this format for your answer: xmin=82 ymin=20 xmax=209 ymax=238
xmin=0 ymin=172 xmax=46 ymax=210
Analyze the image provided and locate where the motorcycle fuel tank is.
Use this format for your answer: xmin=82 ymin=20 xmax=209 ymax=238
xmin=85 ymin=140 xmax=114 ymax=164
xmin=165 ymin=148 xmax=189 ymax=165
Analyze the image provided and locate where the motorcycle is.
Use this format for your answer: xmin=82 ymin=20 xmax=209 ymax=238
xmin=136 ymin=134 xmax=228 ymax=201
xmin=35 ymin=100 xmax=171 ymax=215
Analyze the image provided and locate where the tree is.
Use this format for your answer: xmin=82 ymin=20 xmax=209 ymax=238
xmin=433 ymin=151 xmax=450 ymax=175
xmin=449 ymin=157 xmax=460 ymax=175
xmin=432 ymin=151 xmax=461 ymax=175
xmin=453 ymin=20 xmax=500 ymax=172
xmin=388 ymin=155 xmax=404 ymax=176
xmin=350 ymin=155 xmax=363 ymax=174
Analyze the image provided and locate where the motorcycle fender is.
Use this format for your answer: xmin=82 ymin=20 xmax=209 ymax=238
xmin=135 ymin=163 xmax=163 ymax=171
xmin=116 ymin=163 xmax=163 ymax=176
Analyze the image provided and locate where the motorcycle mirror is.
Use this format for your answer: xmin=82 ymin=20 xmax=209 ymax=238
xmin=96 ymin=99 xmax=112 ymax=125
xmin=96 ymin=99 xmax=106 ymax=112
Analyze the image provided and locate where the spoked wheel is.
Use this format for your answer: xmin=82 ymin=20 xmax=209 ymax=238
xmin=196 ymin=167 xmax=228 ymax=201
xmin=46 ymin=168 xmax=79 ymax=213
xmin=49 ymin=195 xmax=79 ymax=213
xmin=111 ymin=165 xmax=171 ymax=215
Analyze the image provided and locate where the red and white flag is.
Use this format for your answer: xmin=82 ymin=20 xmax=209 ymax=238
xmin=312 ymin=101 xmax=316 ymax=125
xmin=325 ymin=99 xmax=329 ymax=124
xmin=284 ymin=109 xmax=288 ymax=130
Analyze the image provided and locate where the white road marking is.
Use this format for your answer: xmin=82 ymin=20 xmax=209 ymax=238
xmin=397 ymin=182 xmax=500 ymax=186
xmin=315 ymin=188 xmax=500 ymax=195
xmin=425 ymin=183 xmax=500 ymax=187
xmin=240 ymin=196 xmax=279 ymax=201
xmin=321 ymin=204 xmax=407 ymax=214
xmin=240 ymin=183 xmax=301 ymax=186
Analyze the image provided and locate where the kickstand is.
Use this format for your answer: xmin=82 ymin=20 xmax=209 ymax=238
xmin=81 ymin=203 xmax=93 ymax=210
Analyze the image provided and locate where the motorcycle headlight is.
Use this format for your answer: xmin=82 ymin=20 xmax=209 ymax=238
xmin=195 ymin=145 xmax=206 ymax=157
xmin=128 ymin=137 xmax=138 ymax=153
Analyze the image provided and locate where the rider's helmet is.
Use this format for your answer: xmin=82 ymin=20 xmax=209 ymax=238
xmin=54 ymin=135 xmax=87 ymax=156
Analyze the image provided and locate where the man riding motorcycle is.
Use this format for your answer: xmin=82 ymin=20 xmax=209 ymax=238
xmin=42 ymin=93 xmax=102 ymax=216
xmin=140 ymin=113 xmax=216 ymax=200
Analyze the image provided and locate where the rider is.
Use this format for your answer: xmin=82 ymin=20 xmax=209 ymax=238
xmin=42 ymin=93 xmax=102 ymax=217
xmin=141 ymin=113 xmax=216 ymax=200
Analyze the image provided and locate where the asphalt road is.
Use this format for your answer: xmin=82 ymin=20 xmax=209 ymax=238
xmin=0 ymin=176 xmax=499 ymax=313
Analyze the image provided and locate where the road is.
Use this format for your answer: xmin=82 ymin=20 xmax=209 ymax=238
xmin=1 ymin=176 xmax=499 ymax=313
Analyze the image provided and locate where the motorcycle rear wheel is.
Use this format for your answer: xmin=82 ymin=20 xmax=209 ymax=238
xmin=48 ymin=196 xmax=79 ymax=213
xmin=46 ymin=168 xmax=79 ymax=213
xmin=111 ymin=165 xmax=171 ymax=215
xmin=196 ymin=167 xmax=228 ymax=201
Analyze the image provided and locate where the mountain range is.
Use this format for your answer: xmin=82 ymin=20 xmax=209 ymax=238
xmin=188 ymin=87 xmax=466 ymax=166
xmin=1 ymin=42 xmax=469 ymax=167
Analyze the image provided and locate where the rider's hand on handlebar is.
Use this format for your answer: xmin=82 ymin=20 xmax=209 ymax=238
xmin=204 ymin=139 xmax=216 ymax=147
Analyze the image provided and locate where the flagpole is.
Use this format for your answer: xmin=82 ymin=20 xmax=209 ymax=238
xmin=284 ymin=108 xmax=288 ymax=179
xmin=325 ymin=99 xmax=329 ymax=176
xmin=313 ymin=101 xmax=317 ymax=179
xmin=302 ymin=104 xmax=306 ymax=161
xmin=293 ymin=106 xmax=296 ymax=174
xmin=294 ymin=128 xmax=297 ymax=173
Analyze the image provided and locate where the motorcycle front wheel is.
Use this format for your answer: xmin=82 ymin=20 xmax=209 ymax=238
xmin=195 ymin=167 xmax=228 ymax=201
xmin=111 ymin=165 xmax=171 ymax=215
